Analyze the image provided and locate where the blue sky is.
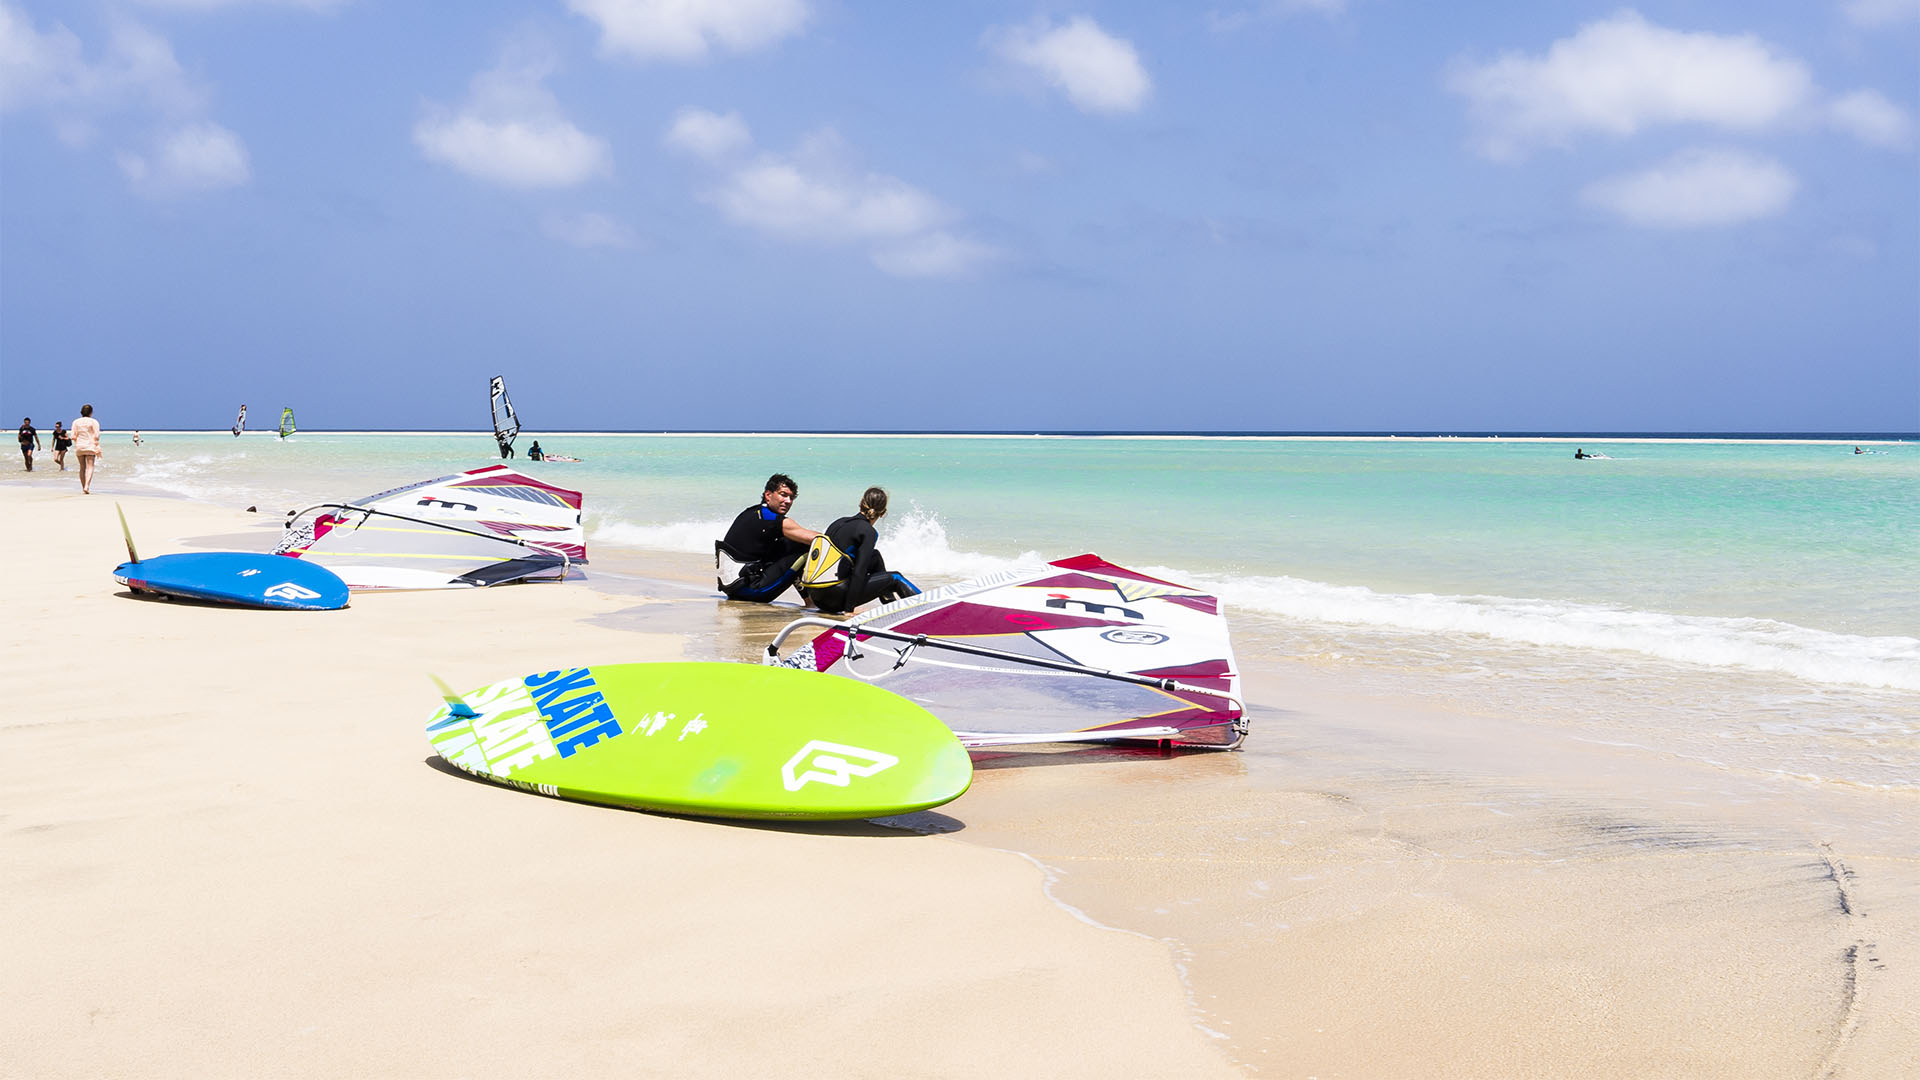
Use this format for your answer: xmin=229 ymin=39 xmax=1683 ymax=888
xmin=3 ymin=0 xmax=1916 ymax=432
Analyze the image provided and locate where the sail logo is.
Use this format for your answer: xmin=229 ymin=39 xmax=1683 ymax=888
xmin=263 ymin=582 xmax=321 ymax=600
xmin=1100 ymin=628 xmax=1168 ymax=645
xmin=781 ymin=741 xmax=898 ymax=792
xmin=524 ymin=668 xmax=623 ymax=757
xmin=1045 ymin=595 xmax=1144 ymax=620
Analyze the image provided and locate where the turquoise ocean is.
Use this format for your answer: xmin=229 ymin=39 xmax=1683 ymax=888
xmin=111 ymin=432 xmax=1919 ymax=790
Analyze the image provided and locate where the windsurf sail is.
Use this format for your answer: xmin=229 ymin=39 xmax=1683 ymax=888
xmin=274 ymin=465 xmax=585 ymax=590
xmin=765 ymin=554 xmax=1246 ymax=749
xmin=489 ymin=376 xmax=519 ymax=459
xmin=231 ymin=404 xmax=246 ymax=437
xmin=279 ymin=407 xmax=295 ymax=439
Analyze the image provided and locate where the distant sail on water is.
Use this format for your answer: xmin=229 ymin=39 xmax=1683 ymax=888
xmin=279 ymin=407 xmax=295 ymax=439
xmin=231 ymin=404 xmax=246 ymax=437
xmin=489 ymin=376 xmax=519 ymax=459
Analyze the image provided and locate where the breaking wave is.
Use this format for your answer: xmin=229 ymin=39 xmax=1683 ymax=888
xmin=587 ymin=509 xmax=1920 ymax=693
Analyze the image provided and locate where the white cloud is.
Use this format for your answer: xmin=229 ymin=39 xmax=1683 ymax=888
xmin=117 ymin=120 xmax=250 ymax=196
xmin=1843 ymin=0 xmax=1920 ymax=26
xmin=711 ymin=145 xmax=947 ymax=243
xmin=542 ymin=210 xmax=636 ymax=248
xmin=664 ymin=106 xmax=751 ymax=160
xmin=669 ymin=114 xmax=994 ymax=277
xmin=1 ymin=8 xmax=203 ymax=119
xmin=1829 ymin=89 xmax=1911 ymax=146
xmin=1 ymin=5 xmax=252 ymax=196
xmin=1581 ymin=147 xmax=1796 ymax=228
xmin=986 ymin=16 xmax=1151 ymax=114
xmin=130 ymin=0 xmax=352 ymax=10
xmin=415 ymin=51 xmax=611 ymax=189
xmin=568 ymin=0 xmax=808 ymax=63
xmin=871 ymin=232 xmax=998 ymax=278
xmin=1448 ymin=10 xmax=1813 ymax=159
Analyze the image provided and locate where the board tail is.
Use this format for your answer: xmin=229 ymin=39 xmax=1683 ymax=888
xmin=430 ymin=674 xmax=480 ymax=721
xmin=114 ymin=503 xmax=140 ymax=564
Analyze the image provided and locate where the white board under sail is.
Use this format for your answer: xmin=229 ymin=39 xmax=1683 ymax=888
xmin=766 ymin=554 xmax=1246 ymax=748
xmin=489 ymin=376 xmax=519 ymax=459
xmin=274 ymin=465 xmax=585 ymax=590
xmin=231 ymin=404 xmax=246 ymax=437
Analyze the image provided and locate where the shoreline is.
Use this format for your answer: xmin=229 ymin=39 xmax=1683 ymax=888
xmin=56 ymin=429 xmax=1918 ymax=444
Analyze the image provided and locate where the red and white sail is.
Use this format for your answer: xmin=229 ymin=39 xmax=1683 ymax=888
xmin=767 ymin=554 xmax=1245 ymax=748
xmin=276 ymin=465 xmax=585 ymax=590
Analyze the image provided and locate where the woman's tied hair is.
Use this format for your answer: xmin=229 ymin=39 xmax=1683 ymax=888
xmin=860 ymin=486 xmax=889 ymax=521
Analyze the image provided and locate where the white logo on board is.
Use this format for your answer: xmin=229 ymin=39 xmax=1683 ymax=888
xmin=238 ymin=568 xmax=262 ymax=577
xmin=781 ymin=741 xmax=898 ymax=792
xmin=263 ymin=582 xmax=322 ymax=601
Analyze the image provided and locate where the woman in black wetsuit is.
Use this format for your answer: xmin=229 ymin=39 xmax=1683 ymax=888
xmin=809 ymin=487 xmax=920 ymax=615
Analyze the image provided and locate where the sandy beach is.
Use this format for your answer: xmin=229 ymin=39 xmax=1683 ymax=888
xmin=4 ymin=477 xmax=1915 ymax=1077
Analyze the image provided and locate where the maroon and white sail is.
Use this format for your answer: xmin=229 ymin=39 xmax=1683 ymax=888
xmin=766 ymin=554 xmax=1245 ymax=748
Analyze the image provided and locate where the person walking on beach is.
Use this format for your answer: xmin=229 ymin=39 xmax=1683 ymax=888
xmin=18 ymin=417 xmax=41 ymax=471
xmin=716 ymin=473 xmax=819 ymax=602
xmin=70 ymin=404 xmax=102 ymax=495
xmin=50 ymin=421 xmax=71 ymax=470
xmin=132 ymin=431 xmax=143 ymax=447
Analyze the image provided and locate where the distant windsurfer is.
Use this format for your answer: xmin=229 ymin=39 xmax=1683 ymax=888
xmin=527 ymin=441 xmax=544 ymax=461
xmin=18 ymin=417 xmax=40 ymax=471
xmin=717 ymin=473 xmax=818 ymax=603
xmin=804 ymin=487 xmax=921 ymax=615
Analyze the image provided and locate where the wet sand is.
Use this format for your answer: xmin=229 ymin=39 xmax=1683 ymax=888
xmin=614 ymin=546 xmax=1920 ymax=1077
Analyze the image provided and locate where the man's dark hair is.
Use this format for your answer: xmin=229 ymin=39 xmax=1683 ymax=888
xmin=764 ymin=473 xmax=797 ymax=496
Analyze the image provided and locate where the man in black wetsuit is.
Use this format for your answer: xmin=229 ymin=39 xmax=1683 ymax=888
xmin=18 ymin=418 xmax=40 ymax=471
xmin=805 ymin=486 xmax=920 ymax=615
xmin=716 ymin=473 xmax=819 ymax=602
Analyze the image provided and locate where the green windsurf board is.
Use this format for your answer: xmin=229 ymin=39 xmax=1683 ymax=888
xmin=426 ymin=662 xmax=972 ymax=820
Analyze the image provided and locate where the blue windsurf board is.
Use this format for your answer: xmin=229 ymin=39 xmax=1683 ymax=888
xmin=114 ymin=551 xmax=349 ymax=609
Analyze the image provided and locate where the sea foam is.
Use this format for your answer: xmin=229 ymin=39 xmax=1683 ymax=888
xmin=587 ymin=509 xmax=1919 ymax=692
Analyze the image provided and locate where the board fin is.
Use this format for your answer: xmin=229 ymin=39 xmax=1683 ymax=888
xmin=430 ymin=674 xmax=481 ymax=719
xmin=114 ymin=503 xmax=140 ymax=564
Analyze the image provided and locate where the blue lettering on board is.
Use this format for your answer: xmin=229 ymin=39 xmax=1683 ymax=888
xmin=522 ymin=668 xmax=625 ymax=758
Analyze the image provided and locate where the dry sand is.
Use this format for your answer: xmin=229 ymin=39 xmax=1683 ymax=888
xmin=0 ymin=488 xmax=1233 ymax=1078
xmin=4 ymin=482 xmax=1915 ymax=1078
